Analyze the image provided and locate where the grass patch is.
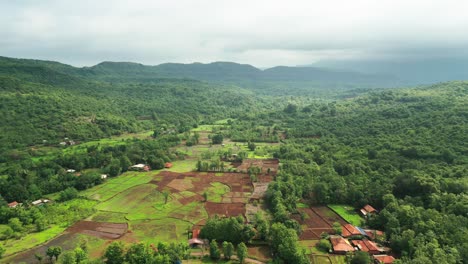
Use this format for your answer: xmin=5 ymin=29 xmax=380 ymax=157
xmin=299 ymin=240 xmax=321 ymax=254
xmin=328 ymin=205 xmax=363 ymax=226
xmin=330 ymin=255 xmax=347 ymax=264
xmin=90 ymin=211 xmax=128 ymax=223
xmin=96 ymin=184 xmax=159 ymax=213
xmin=166 ymin=159 xmax=197 ymax=173
xmin=130 ymin=218 xmax=192 ymax=243
xmin=2 ymin=225 xmax=66 ymax=256
xmin=297 ymin=202 xmax=309 ymax=208
xmin=81 ymin=171 xmax=154 ymax=201
xmin=204 ymin=182 xmax=230 ymax=202
xmin=311 ymin=255 xmax=332 ymax=264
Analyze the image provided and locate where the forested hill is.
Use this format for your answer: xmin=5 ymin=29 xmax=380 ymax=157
xmin=0 ymin=56 xmax=262 ymax=153
xmin=0 ymin=56 xmax=400 ymax=95
xmin=87 ymin=61 xmax=401 ymax=93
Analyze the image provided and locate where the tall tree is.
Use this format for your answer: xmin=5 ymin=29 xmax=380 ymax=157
xmin=237 ymin=242 xmax=248 ymax=264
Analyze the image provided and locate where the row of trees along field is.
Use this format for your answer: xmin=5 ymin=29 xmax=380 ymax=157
xmin=253 ymin=82 xmax=467 ymax=264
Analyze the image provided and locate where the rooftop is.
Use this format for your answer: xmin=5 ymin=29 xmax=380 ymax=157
xmin=374 ymin=254 xmax=395 ymax=264
xmin=330 ymin=236 xmax=355 ymax=252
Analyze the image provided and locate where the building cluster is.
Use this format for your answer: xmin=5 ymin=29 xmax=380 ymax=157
xmin=329 ymin=205 xmax=395 ymax=264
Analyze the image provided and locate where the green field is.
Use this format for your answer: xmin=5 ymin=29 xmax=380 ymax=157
xmin=81 ymin=171 xmax=154 ymax=201
xmin=205 ymin=182 xmax=231 ymax=202
xmin=328 ymin=205 xmax=363 ymax=226
xmin=166 ymin=159 xmax=198 ymax=173
xmin=2 ymin=225 xmax=67 ymax=256
xmin=299 ymin=240 xmax=322 ymax=254
xmin=310 ymin=254 xmax=346 ymax=264
xmin=130 ymin=218 xmax=193 ymax=243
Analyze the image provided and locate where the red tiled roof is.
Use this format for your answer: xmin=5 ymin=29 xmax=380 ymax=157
xmin=351 ymin=239 xmax=381 ymax=253
xmin=192 ymin=229 xmax=200 ymax=239
xmin=165 ymin=162 xmax=173 ymax=168
xmin=330 ymin=236 xmax=354 ymax=253
xmin=374 ymin=255 xmax=395 ymax=264
xmin=364 ymin=229 xmax=384 ymax=240
xmin=342 ymin=224 xmax=362 ymax=237
xmin=8 ymin=201 xmax=19 ymax=208
xmin=363 ymin=204 xmax=377 ymax=214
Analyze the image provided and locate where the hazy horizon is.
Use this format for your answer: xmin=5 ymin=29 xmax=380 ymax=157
xmin=1 ymin=0 xmax=468 ymax=68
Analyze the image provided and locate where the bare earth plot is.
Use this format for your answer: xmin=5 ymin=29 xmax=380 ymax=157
xmin=7 ymin=221 xmax=127 ymax=264
xmin=295 ymin=206 xmax=347 ymax=240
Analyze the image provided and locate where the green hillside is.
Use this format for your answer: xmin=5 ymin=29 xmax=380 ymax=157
xmin=0 ymin=56 xmax=466 ymax=264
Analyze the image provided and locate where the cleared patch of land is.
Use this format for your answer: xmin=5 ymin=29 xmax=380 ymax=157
xmin=293 ymin=206 xmax=347 ymax=240
xmin=328 ymin=205 xmax=363 ymax=226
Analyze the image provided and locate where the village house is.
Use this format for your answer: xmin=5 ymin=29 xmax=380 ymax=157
xmin=32 ymin=199 xmax=50 ymax=206
xmin=130 ymin=164 xmax=150 ymax=172
xmin=330 ymin=235 xmax=355 ymax=254
xmin=101 ymin=174 xmax=108 ymax=179
xmin=342 ymin=224 xmax=367 ymax=237
xmin=360 ymin=204 xmax=378 ymax=217
xmin=351 ymin=239 xmax=386 ymax=255
xmin=373 ymin=254 xmax=395 ymax=264
xmin=188 ymin=229 xmax=204 ymax=248
xmin=8 ymin=201 xmax=19 ymax=208
xmin=164 ymin=162 xmax=173 ymax=168
xmin=364 ymin=229 xmax=385 ymax=241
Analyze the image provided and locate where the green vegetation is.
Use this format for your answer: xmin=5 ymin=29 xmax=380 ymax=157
xmin=329 ymin=205 xmax=363 ymax=226
xmin=2 ymin=225 xmax=66 ymax=256
xmin=0 ymin=56 xmax=466 ymax=264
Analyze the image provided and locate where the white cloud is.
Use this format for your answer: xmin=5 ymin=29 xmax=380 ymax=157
xmin=1 ymin=0 xmax=467 ymax=67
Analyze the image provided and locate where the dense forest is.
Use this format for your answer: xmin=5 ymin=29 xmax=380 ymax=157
xmin=0 ymin=56 xmax=466 ymax=264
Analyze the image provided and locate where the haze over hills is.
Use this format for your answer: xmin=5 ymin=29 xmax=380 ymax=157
xmin=0 ymin=56 xmax=401 ymax=94
xmin=312 ymin=58 xmax=468 ymax=85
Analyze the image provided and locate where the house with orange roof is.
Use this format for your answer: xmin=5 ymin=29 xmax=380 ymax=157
xmin=364 ymin=229 xmax=385 ymax=241
xmin=373 ymin=254 xmax=395 ymax=264
xmin=351 ymin=239 xmax=384 ymax=255
xmin=330 ymin=235 xmax=355 ymax=254
xmin=342 ymin=224 xmax=366 ymax=237
xmin=360 ymin=204 xmax=377 ymax=217
xmin=8 ymin=201 xmax=19 ymax=208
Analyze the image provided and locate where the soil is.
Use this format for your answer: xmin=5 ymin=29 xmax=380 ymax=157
xmin=295 ymin=206 xmax=348 ymax=240
xmin=204 ymin=202 xmax=246 ymax=218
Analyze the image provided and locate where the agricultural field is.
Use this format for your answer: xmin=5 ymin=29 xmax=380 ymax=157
xmin=328 ymin=205 xmax=363 ymax=226
xmin=310 ymin=254 xmax=346 ymax=264
xmin=293 ymin=206 xmax=348 ymax=240
xmin=4 ymin=122 xmax=282 ymax=262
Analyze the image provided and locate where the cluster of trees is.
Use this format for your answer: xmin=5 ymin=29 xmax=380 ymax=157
xmin=208 ymin=239 xmax=248 ymax=263
xmin=226 ymin=120 xmax=281 ymax=143
xmin=199 ymin=216 xmax=255 ymax=244
xmin=103 ymin=241 xmax=189 ymax=264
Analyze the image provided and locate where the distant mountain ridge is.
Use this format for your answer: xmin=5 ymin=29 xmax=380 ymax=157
xmin=0 ymin=56 xmax=401 ymax=93
xmin=312 ymin=58 xmax=468 ymax=85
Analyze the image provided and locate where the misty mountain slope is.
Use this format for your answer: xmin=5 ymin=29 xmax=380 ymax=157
xmin=314 ymin=58 xmax=468 ymax=85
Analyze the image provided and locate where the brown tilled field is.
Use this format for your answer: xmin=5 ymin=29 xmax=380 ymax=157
xmin=236 ymin=158 xmax=279 ymax=175
xmin=295 ymin=206 xmax=348 ymax=240
xmin=67 ymin=221 xmax=128 ymax=239
xmin=205 ymin=202 xmax=246 ymax=218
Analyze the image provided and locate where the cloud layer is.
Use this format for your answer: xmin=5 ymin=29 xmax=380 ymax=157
xmin=1 ymin=0 xmax=467 ymax=67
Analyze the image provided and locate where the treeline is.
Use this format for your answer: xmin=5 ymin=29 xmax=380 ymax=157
xmin=29 ymin=240 xmax=189 ymax=264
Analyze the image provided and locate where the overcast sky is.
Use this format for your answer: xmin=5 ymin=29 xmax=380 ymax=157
xmin=1 ymin=0 xmax=467 ymax=67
